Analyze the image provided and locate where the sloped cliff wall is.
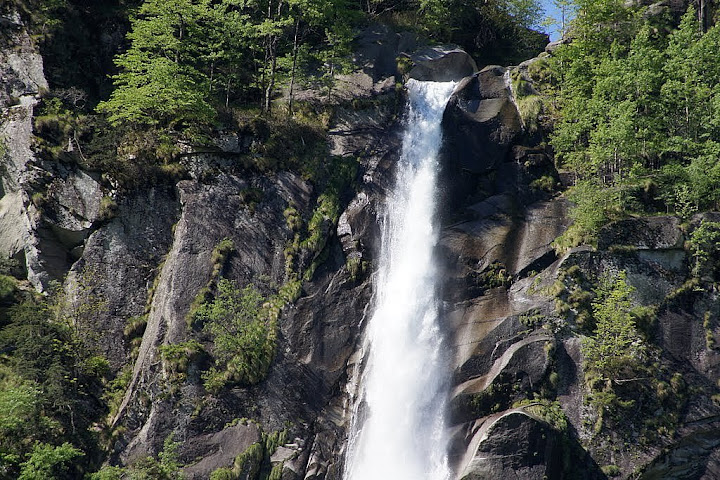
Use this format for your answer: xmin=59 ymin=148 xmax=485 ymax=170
xmin=4 ymin=6 xmax=720 ymax=479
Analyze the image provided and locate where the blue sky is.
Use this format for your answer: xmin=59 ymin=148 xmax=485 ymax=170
xmin=539 ymin=0 xmax=569 ymax=41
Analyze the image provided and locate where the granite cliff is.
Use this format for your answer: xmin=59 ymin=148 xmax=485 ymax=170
xmin=2 ymin=3 xmax=720 ymax=479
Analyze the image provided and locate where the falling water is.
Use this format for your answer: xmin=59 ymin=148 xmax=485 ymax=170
xmin=344 ymin=79 xmax=456 ymax=480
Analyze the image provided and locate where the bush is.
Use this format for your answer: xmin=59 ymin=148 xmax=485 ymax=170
xmin=689 ymin=221 xmax=720 ymax=279
xmin=0 ymin=275 xmax=17 ymax=300
xmin=196 ymin=280 xmax=276 ymax=391
xmin=18 ymin=442 xmax=84 ymax=480
xmin=160 ymin=340 xmax=204 ymax=385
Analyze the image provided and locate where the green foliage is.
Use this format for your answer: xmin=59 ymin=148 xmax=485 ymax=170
xmin=577 ymin=272 xmax=675 ymax=433
xmin=17 ymin=442 xmax=83 ymax=480
xmin=582 ymin=272 xmax=645 ymax=380
xmin=529 ymin=175 xmax=557 ymax=192
xmin=0 ymin=295 xmax=108 ymax=477
xmin=98 ymin=196 xmax=118 ymax=221
xmin=97 ymin=0 xmax=359 ymax=131
xmin=103 ymin=435 xmax=185 ymax=480
xmin=232 ymin=442 xmax=263 ymax=480
xmin=187 ymin=237 xmax=236 ymax=327
xmin=688 ymin=221 xmax=720 ymax=279
xmin=197 ymin=279 xmax=276 ymax=391
xmin=209 ymin=428 xmax=288 ymax=480
xmin=511 ymin=71 xmax=545 ymax=133
xmin=519 ymin=309 xmax=547 ymax=329
xmin=601 ymin=465 xmax=621 ymax=477
xmin=516 ymin=399 xmax=569 ymax=432
xmin=210 ymin=467 xmax=236 ymax=480
xmin=346 ymin=255 xmax=368 ymax=282
xmin=475 ymin=262 xmax=512 ymax=290
xmin=549 ymin=4 xmax=720 ymax=232
xmin=88 ymin=466 xmax=125 ymax=480
xmin=124 ymin=314 xmax=148 ymax=339
xmin=0 ymin=276 xmax=17 ymax=301
xmin=0 ymin=367 xmax=59 ymax=478
xmin=103 ymin=365 xmax=133 ymax=422
xmin=160 ymin=340 xmax=204 ymax=385
xmin=554 ymin=180 xmax=620 ymax=250
xmin=414 ymin=0 xmax=547 ymax=64
xmin=211 ymin=238 xmax=235 ymax=276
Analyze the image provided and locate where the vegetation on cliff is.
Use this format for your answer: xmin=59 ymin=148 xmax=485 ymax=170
xmin=545 ymin=1 xmax=720 ymax=247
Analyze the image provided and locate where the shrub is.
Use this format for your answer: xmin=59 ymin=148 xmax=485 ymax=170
xmin=0 ymin=275 xmax=17 ymax=300
xmin=601 ymin=465 xmax=621 ymax=477
xmin=689 ymin=221 xmax=720 ymax=279
xmin=197 ymin=280 xmax=276 ymax=391
xmin=18 ymin=442 xmax=84 ymax=480
xmin=160 ymin=340 xmax=204 ymax=384
xmin=98 ymin=196 xmax=117 ymax=221
xmin=530 ymin=175 xmax=557 ymax=192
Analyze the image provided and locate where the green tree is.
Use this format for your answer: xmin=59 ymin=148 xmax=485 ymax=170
xmin=582 ymin=273 xmax=646 ymax=379
xmin=197 ymin=279 xmax=276 ymax=390
xmin=689 ymin=221 xmax=720 ymax=279
xmin=0 ymin=368 xmax=59 ymax=478
xmin=541 ymin=0 xmax=576 ymax=39
xmin=581 ymin=272 xmax=650 ymax=425
xmin=17 ymin=443 xmax=83 ymax=480
xmin=96 ymin=0 xmax=215 ymax=128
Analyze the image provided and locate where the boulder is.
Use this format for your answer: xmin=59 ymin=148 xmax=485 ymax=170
xmin=438 ymin=66 xmax=523 ymax=209
xmin=408 ymin=45 xmax=478 ymax=82
xmin=457 ymin=411 xmax=604 ymax=480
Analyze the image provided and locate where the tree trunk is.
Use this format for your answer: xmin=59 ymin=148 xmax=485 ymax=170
xmin=225 ymin=75 xmax=232 ymax=109
xmin=262 ymin=0 xmax=285 ymax=114
xmin=264 ymin=36 xmax=278 ymax=113
xmin=288 ymin=17 xmax=301 ymax=116
xmin=699 ymin=0 xmax=708 ymax=32
xmin=209 ymin=60 xmax=215 ymax=94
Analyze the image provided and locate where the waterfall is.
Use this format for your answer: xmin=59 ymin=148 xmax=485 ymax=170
xmin=344 ymin=79 xmax=456 ymax=480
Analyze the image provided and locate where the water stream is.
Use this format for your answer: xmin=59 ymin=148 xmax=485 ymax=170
xmin=344 ymin=79 xmax=456 ymax=480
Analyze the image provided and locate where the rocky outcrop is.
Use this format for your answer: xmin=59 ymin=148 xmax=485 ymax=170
xmin=112 ymin=171 xmax=309 ymax=456
xmin=0 ymin=10 xmax=110 ymax=290
xmin=0 ymin=12 xmax=50 ymax=289
xmin=442 ymin=66 xmax=522 ymax=175
xmin=408 ymin=45 xmax=478 ymax=82
xmin=70 ymin=186 xmax=179 ymax=367
xmin=456 ymin=411 xmax=603 ymax=480
xmin=0 ymin=11 xmax=47 ymax=108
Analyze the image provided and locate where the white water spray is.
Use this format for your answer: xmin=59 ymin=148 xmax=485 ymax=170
xmin=344 ymin=80 xmax=456 ymax=480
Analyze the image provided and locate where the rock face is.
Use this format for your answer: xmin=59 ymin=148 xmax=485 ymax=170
xmin=456 ymin=411 xmax=603 ymax=480
xmin=0 ymin=11 xmax=110 ymax=290
xmin=442 ymin=66 xmax=522 ymax=175
xmin=8 ymin=11 xmax=720 ymax=480
xmin=408 ymin=45 xmax=478 ymax=82
xmin=71 ymin=187 xmax=179 ymax=367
